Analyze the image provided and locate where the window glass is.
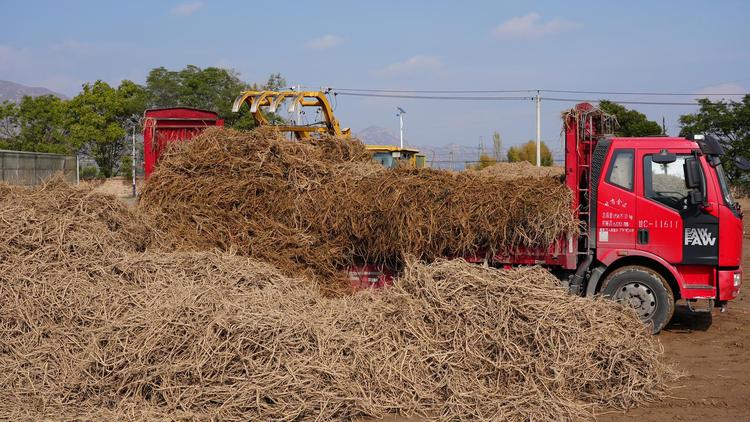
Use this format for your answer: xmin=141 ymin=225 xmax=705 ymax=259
xmin=372 ymin=152 xmax=394 ymax=168
xmin=606 ymin=150 xmax=634 ymax=190
xmin=644 ymin=155 xmax=699 ymax=210
xmin=715 ymin=164 xmax=736 ymax=207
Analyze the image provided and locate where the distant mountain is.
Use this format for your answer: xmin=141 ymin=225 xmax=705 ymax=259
xmin=0 ymin=80 xmax=68 ymax=103
xmin=355 ymin=126 xmax=399 ymax=145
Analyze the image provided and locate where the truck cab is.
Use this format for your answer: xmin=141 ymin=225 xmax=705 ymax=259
xmin=558 ymin=103 xmax=743 ymax=332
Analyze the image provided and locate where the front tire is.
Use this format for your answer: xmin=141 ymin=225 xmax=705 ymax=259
xmin=600 ymin=266 xmax=675 ymax=334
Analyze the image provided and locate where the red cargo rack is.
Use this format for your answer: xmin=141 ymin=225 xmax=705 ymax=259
xmin=143 ymin=108 xmax=224 ymax=178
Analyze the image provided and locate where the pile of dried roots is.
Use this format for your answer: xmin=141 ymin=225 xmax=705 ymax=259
xmin=0 ymin=181 xmax=672 ymax=420
xmin=472 ymin=161 xmax=565 ymax=180
xmin=139 ymin=127 xmax=577 ymax=289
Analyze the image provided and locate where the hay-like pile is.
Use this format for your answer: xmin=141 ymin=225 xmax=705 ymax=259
xmin=0 ymin=181 xmax=672 ymax=420
xmin=473 ymin=161 xmax=565 ymax=180
xmin=139 ymin=127 xmax=577 ymax=290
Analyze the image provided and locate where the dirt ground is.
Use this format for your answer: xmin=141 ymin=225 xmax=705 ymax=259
xmin=83 ymin=177 xmax=140 ymax=206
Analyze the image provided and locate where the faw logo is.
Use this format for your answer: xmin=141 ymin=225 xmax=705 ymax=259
xmin=684 ymin=227 xmax=716 ymax=246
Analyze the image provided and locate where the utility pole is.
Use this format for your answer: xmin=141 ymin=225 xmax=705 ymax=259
xmin=296 ymin=84 xmax=302 ymax=126
xmin=662 ymin=116 xmax=667 ymax=135
xmin=396 ymin=107 xmax=406 ymax=149
xmin=132 ymin=126 xmax=137 ymax=197
xmin=449 ymin=150 xmax=454 ymax=171
xmin=535 ymin=90 xmax=541 ymax=167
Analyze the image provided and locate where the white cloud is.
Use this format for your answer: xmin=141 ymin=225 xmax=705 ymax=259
xmin=376 ymin=55 xmax=443 ymax=78
xmin=305 ymin=35 xmax=344 ymax=50
xmin=693 ymin=83 xmax=747 ymax=102
xmin=171 ymin=1 xmax=204 ymax=16
xmin=492 ymin=13 xmax=579 ymax=40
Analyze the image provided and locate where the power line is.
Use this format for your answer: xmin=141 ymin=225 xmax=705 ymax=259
xmin=333 ymin=88 xmax=533 ymax=94
xmin=332 ymin=87 xmax=748 ymax=97
xmin=335 ymin=92 xmax=534 ymax=101
xmin=542 ymin=89 xmax=748 ymax=96
xmin=540 ymin=97 xmax=709 ymax=106
xmin=333 ymin=91 xmax=735 ymax=106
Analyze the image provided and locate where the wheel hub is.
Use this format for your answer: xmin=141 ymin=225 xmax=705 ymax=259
xmin=613 ymin=282 xmax=657 ymax=320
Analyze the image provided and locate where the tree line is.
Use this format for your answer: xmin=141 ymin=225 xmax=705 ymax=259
xmin=0 ymin=66 xmax=286 ymax=177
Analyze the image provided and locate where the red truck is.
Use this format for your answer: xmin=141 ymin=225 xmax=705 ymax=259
xmin=145 ymin=103 xmax=744 ymax=333
xmin=352 ymin=102 xmax=744 ymax=333
xmin=490 ymin=102 xmax=742 ymax=332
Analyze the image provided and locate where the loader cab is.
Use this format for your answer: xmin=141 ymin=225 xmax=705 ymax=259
xmin=367 ymin=145 xmax=426 ymax=168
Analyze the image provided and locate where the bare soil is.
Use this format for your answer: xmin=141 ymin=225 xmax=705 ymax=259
xmin=82 ymin=176 xmax=141 ymax=198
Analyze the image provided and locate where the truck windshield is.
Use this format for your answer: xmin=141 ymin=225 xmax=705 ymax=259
xmin=714 ymin=163 xmax=736 ymax=208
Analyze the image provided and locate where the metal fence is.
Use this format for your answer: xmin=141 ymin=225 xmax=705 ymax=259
xmin=0 ymin=150 xmax=78 ymax=186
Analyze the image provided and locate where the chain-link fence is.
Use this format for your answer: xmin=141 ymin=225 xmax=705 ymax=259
xmin=0 ymin=150 xmax=78 ymax=186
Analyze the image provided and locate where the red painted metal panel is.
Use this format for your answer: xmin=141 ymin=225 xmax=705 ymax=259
xmin=347 ymin=264 xmax=395 ymax=289
xmin=143 ymin=108 xmax=224 ymax=178
xmin=718 ymin=268 xmax=742 ymax=301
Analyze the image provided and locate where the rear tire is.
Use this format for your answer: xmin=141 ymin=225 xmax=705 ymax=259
xmin=600 ymin=266 xmax=675 ymax=334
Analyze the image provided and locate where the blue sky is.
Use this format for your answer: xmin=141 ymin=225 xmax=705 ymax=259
xmin=1 ymin=0 xmax=749 ymax=157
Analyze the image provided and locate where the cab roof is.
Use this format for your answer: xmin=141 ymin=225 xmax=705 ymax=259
xmin=365 ymin=145 xmax=421 ymax=153
xmin=608 ymin=136 xmax=698 ymax=150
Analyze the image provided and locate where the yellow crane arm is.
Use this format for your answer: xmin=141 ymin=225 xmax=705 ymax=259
xmin=232 ymin=90 xmax=350 ymax=139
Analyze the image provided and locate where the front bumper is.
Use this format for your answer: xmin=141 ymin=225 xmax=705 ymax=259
xmin=718 ymin=267 xmax=742 ymax=301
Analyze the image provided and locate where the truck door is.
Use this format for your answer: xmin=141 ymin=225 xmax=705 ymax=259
xmin=635 ymin=150 xmax=719 ymax=265
xmin=596 ymin=148 xmax=637 ymax=250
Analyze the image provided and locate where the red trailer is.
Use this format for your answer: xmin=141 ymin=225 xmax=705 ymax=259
xmin=143 ymin=108 xmax=224 ymax=178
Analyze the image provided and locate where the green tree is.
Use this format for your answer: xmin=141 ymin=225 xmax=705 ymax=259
xmin=263 ymin=73 xmax=286 ymax=91
xmin=599 ymin=100 xmax=663 ymax=136
xmin=145 ymin=65 xmax=286 ymax=129
xmin=469 ymin=153 xmax=497 ymax=170
xmin=507 ymin=141 xmax=553 ymax=166
xmin=0 ymin=101 xmax=20 ymax=148
xmin=67 ymin=80 xmax=148 ymax=177
xmin=0 ymin=95 xmax=71 ymax=153
xmin=679 ymin=95 xmax=750 ymax=189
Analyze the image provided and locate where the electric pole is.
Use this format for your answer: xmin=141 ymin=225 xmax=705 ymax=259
xmin=535 ymin=90 xmax=541 ymax=167
xmin=131 ymin=126 xmax=137 ymax=197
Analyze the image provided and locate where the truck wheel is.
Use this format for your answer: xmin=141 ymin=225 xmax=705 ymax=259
xmin=600 ymin=266 xmax=675 ymax=334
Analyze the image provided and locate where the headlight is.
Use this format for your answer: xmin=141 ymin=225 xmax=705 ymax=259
xmin=734 ymin=272 xmax=742 ymax=287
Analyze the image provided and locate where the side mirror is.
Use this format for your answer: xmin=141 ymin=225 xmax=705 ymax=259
xmin=653 ymin=149 xmax=676 ymax=164
xmin=684 ymin=157 xmax=701 ymax=189
xmin=734 ymin=156 xmax=750 ymax=171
